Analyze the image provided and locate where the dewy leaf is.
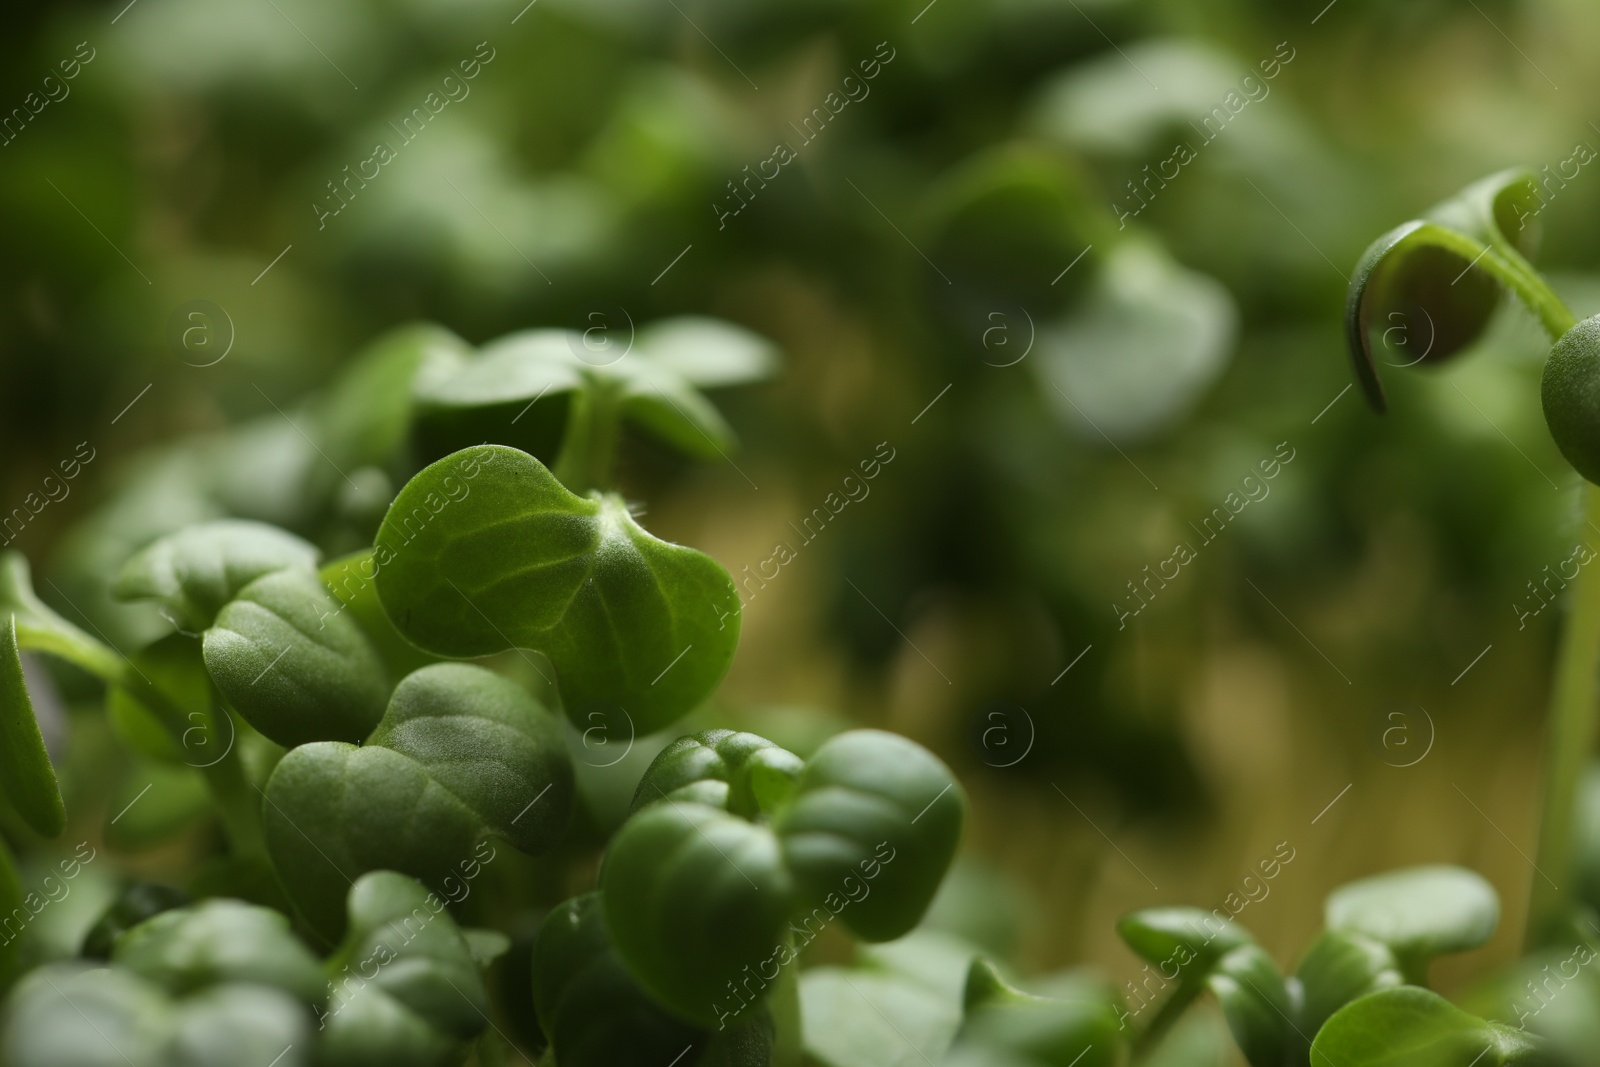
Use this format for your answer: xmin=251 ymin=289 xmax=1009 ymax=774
xmin=318 ymin=871 xmax=490 ymax=1067
xmin=600 ymin=800 xmax=795 ymax=1029
xmin=202 ymin=567 xmax=390 ymax=747
xmin=1310 ymin=987 xmax=1548 ymax=1067
xmin=1345 ymin=169 xmax=1551 ymax=411
xmin=532 ymin=892 xmax=774 ymax=1067
xmin=0 ymin=616 xmax=65 ymax=837
xmin=0 ymin=962 xmax=313 ymax=1067
xmin=114 ymin=520 xmax=321 ymax=633
xmin=372 ymin=445 xmax=742 ymax=735
xmin=1325 ymin=865 xmax=1499 ymax=979
xmin=1203 ymin=944 xmax=1290 ymax=1067
xmin=263 ymin=663 xmax=574 ymax=938
xmin=1541 ymin=314 xmax=1600 ymax=485
xmin=775 ymin=729 xmax=966 ymax=942
xmin=1294 ymin=929 xmax=1404 ymax=1036
xmin=113 ymin=898 xmax=325 ymax=1001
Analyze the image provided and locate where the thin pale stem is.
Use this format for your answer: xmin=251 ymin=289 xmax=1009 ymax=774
xmin=552 ymin=379 xmax=621 ymax=495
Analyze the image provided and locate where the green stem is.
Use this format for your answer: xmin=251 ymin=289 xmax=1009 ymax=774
xmin=195 ymin=722 xmax=269 ymax=864
xmin=1133 ymin=980 xmax=1203 ymax=1055
xmin=1528 ymin=483 xmax=1600 ymax=947
xmin=1503 ymin=268 xmax=1593 ymax=948
xmin=552 ymin=379 xmax=622 ymax=495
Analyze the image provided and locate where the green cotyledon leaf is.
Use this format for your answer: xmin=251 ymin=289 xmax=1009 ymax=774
xmin=372 ymin=445 xmax=741 ymax=735
xmin=318 ymin=871 xmax=490 ymax=1067
xmin=1310 ymin=987 xmax=1551 ymax=1067
xmin=1203 ymin=943 xmax=1291 ymax=1067
xmin=1324 ymin=865 xmax=1498 ymax=982
xmin=263 ymin=663 xmax=574 ymax=939
xmin=630 ymin=729 xmax=805 ymax=818
xmin=112 ymin=898 xmax=324 ymax=1001
xmin=601 ymin=799 xmax=796 ymax=1029
xmin=532 ymin=892 xmax=775 ymax=1067
xmin=1345 ymin=169 xmax=1553 ymax=411
xmin=0 ymin=616 xmax=64 ymax=836
xmin=202 ymin=567 xmax=390 ymax=747
xmin=600 ymin=728 xmax=965 ymax=1029
xmin=1541 ymin=314 xmax=1600 ymax=485
xmin=113 ymin=519 xmax=321 ymax=633
xmin=0 ymin=964 xmax=314 ymax=1067
xmin=774 ymin=729 xmax=966 ymax=943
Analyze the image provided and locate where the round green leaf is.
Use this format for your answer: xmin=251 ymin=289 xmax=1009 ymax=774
xmin=634 ymin=316 xmax=779 ymax=388
xmin=1344 ymin=170 xmax=1542 ymax=411
xmin=1325 ymin=865 xmax=1499 ymax=970
xmin=1542 ymin=314 xmax=1600 ymax=485
xmin=319 ymin=871 xmax=489 ymax=1066
xmin=1204 ymin=943 xmax=1291 ymax=1067
xmin=0 ymin=616 xmax=64 ymax=837
xmin=113 ymin=520 xmax=321 ymax=633
xmin=372 ymin=445 xmax=741 ymax=734
xmin=1310 ymin=987 xmax=1547 ymax=1067
xmin=600 ymin=800 xmax=795 ymax=1028
xmin=1294 ymin=929 xmax=1403 ymax=1036
xmin=263 ymin=663 xmax=573 ymax=937
xmin=203 ymin=567 xmax=389 ymax=747
xmin=775 ymin=729 xmax=966 ymax=943
xmin=1117 ymin=906 xmax=1254 ymax=981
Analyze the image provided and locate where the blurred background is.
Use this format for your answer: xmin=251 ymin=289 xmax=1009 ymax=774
xmin=6 ymin=0 xmax=1600 ymax=1049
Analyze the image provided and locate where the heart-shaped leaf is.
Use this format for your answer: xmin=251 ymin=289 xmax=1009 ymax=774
xmin=1294 ymin=929 xmax=1404 ymax=1037
xmin=1204 ymin=943 xmax=1291 ymax=1067
xmin=533 ymin=892 xmax=774 ymax=1066
xmin=113 ymin=898 xmax=325 ymax=1001
xmin=318 ymin=871 xmax=491 ymax=1066
xmin=0 ymin=617 xmax=64 ymax=837
xmin=1541 ymin=314 xmax=1600 ymax=485
xmin=601 ymin=799 xmax=796 ymax=1028
xmin=1310 ymin=987 xmax=1548 ymax=1067
xmin=202 ymin=567 xmax=390 ymax=747
xmin=600 ymin=729 xmax=965 ymax=1028
xmin=775 ymin=729 xmax=966 ymax=942
xmin=114 ymin=520 xmax=320 ymax=633
xmin=412 ymin=318 xmax=776 ymax=463
xmin=1325 ymin=866 xmax=1498 ymax=981
xmin=1345 ymin=170 xmax=1553 ymax=411
xmin=262 ymin=663 xmax=573 ymax=937
xmin=372 ymin=445 xmax=741 ymax=735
